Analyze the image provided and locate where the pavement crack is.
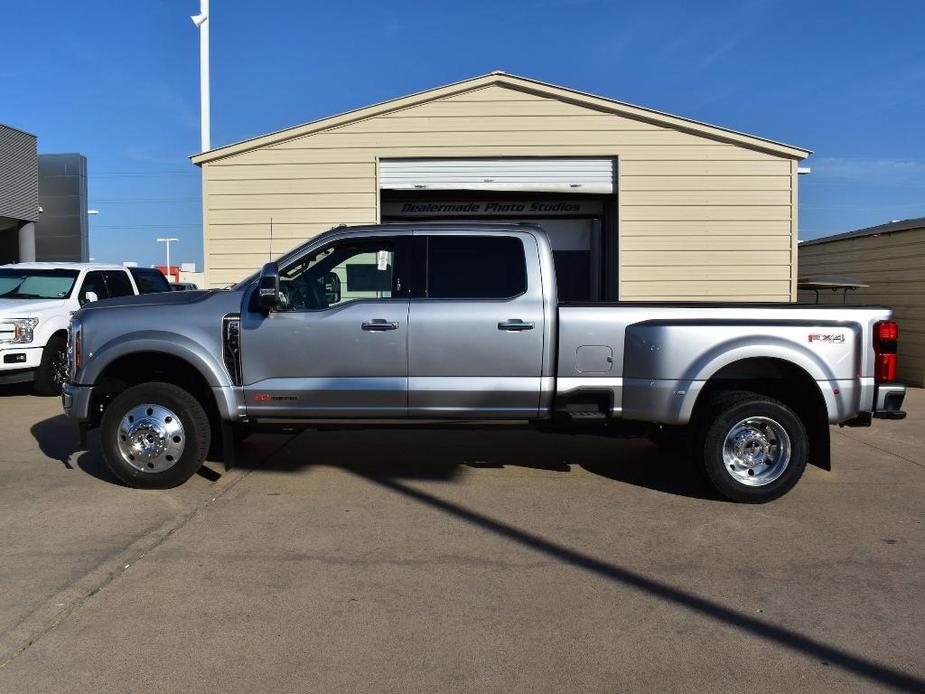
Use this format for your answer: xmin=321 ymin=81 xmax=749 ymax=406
xmin=0 ymin=463 xmax=254 ymax=671
xmin=835 ymin=431 xmax=925 ymax=471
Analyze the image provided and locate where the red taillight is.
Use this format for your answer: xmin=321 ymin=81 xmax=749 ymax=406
xmin=875 ymin=354 xmax=897 ymax=383
xmin=873 ymin=320 xmax=898 ymax=383
xmin=877 ymin=321 xmax=899 ymax=342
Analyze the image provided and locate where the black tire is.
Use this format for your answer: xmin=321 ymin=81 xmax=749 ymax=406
xmin=100 ymin=382 xmax=211 ymax=489
xmin=695 ymin=391 xmax=807 ymax=503
xmin=34 ymin=333 xmax=68 ymax=396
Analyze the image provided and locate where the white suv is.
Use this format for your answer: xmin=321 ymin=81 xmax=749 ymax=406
xmin=0 ymin=263 xmax=170 ymax=394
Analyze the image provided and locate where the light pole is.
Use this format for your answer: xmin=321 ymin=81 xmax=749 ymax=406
xmin=157 ymin=238 xmax=179 ymax=277
xmin=191 ymin=0 xmax=210 ymax=152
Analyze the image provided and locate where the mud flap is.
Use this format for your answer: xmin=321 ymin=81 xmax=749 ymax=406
xmin=221 ymin=420 xmax=236 ymax=472
xmin=809 ymin=418 xmax=831 ymax=472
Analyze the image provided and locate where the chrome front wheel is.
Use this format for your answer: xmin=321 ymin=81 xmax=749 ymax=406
xmin=117 ymin=403 xmax=186 ymax=473
xmin=101 ymin=382 xmax=211 ymax=489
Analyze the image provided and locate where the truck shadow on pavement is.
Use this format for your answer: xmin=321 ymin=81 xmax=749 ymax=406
xmin=232 ymin=426 xmax=718 ymax=500
xmin=30 ymin=414 xmax=714 ymax=498
xmin=31 ymin=414 xmax=123 ymax=483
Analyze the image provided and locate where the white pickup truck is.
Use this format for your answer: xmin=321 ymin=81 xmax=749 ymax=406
xmin=0 ymin=262 xmax=170 ymax=394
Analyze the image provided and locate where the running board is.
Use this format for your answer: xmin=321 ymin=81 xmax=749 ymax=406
xmin=560 ymin=411 xmax=607 ymax=422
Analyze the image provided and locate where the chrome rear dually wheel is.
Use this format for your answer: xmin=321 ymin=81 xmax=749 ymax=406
xmin=722 ymin=416 xmax=791 ymax=487
xmin=697 ymin=392 xmax=807 ymax=503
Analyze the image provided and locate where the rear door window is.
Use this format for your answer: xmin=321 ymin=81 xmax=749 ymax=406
xmin=425 ymin=236 xmax=527 ymax=299
xmin=130 ymin=268 xmax=171 ymax=294
xmin=103 ymin=271 xmax=134 ymax=297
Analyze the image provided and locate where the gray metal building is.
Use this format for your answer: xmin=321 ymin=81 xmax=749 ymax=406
xmin=35 ymin=154 xmax=89 ymax=262
xmin=0 ymin=124 xmax=88 ymax=264
xmin=0 ymin=124 xmax=39 ymax=264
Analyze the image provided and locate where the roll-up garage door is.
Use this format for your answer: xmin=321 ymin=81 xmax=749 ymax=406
xmin=379 ymin=158 xmax=615 ymax=194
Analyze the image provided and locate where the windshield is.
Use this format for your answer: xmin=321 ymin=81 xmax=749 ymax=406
xmin=0 ymin=269 xmax=80 ymax=300
xmin=231 ymin=232 xmax=339 ymax=291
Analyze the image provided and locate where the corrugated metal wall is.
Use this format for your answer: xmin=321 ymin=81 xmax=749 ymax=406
xmin=799 ymin=228 xmax=925 ymax=386
xmin=0 ymin=125 xmax=39 ymax=222
xmin=201 ymin=84 xmax=799 ymax=301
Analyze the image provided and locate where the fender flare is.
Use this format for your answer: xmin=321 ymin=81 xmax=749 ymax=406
xmin=83 ymin=331 xmax=232 ymax=388
xmin=677 ymin=337 xmax=839 ymax=423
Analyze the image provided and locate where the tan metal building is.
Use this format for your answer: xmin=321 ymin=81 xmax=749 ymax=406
xmin=192 ymin=72 xmax=810 ymax=301
xmin=799 ymin=217 xmax=925 ymax=386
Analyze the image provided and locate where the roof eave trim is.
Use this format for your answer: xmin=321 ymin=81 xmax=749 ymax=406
xmin=800 ymin=219 xmax=925 ymax=246
xmin=190 ymin=74 xmax=503 ymax=165
xmin=190 ymin=72 xmax=811 ymax=165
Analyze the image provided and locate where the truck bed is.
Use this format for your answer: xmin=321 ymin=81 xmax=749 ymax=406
xmin=555 ymin=303 xmax=894 ymax=425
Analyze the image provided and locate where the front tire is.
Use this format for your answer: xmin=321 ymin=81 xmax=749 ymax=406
xmin=34 ymin=334 xmax=68 ymax=396
xmin=100 ymin=382 xmax=211 ymax=489
xmin=696 ymin=391 xmax=807 ymax=503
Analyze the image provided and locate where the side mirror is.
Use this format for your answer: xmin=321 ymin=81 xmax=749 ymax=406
xmin=83 ymin=291 xmax=99 ymax=305
xmin=256 ymin=262 xmax=280 ymax=311
xmin=321 ymin=271 xmax=341 ymax=305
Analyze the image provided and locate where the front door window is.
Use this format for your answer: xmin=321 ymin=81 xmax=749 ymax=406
xmin=79 ymin=272 xmax=108 ymax=304
xmin=278 ymin=239 xmax=401 ymax=311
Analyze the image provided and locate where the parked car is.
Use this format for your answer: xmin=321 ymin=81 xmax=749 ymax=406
xmin=0 ymin=262 xmax=168 ymax=395
xmin=62 ymin=224 xmax=906 ymax=502
xmin=170 ymin=282 xmax=199 ymax=291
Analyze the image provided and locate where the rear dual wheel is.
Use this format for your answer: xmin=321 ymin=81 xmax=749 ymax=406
xmin=696 ymin=391 xmax=808 ymax=503
xmin=100 ymin=382 xmax=211 ymax=489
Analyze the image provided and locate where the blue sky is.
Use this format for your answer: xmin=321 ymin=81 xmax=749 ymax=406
xmin=3 ymin=0 xmax=924 ymax=268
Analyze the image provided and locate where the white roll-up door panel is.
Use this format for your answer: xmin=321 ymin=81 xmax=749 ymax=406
xmin=379 ymin=158 xmax=615 ymax=194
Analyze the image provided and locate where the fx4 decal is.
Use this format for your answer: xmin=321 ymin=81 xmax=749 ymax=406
xmin=808 ymin=334 xmax=845 ymax=344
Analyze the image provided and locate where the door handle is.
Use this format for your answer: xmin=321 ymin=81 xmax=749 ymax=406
xmin=362 ymin=319 xmax=399 ymax=331
xmin=498 ymin=319 xmax=535 ymax=331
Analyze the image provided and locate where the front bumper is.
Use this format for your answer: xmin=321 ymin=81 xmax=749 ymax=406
xmin=0 ymin=346 xmax=43 ymax=381
xmin=0 ymin=367 xmax=35 ymax=385
xmin=62 ymin=381 xmax=94 ymax=422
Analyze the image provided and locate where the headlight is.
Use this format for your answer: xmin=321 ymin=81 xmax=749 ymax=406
xmin=0 ymin=318 xmax=39 ymax=344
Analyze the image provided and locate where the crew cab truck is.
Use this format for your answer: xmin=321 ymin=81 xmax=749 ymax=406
xmin=62 ymin=224 xmax=907 ymax=502
xmin=0 ymin=263 xmax=170 ymax=394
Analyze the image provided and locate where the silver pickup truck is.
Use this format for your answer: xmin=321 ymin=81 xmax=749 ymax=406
xmin=62 ymin=224 xmax=906 ymax=502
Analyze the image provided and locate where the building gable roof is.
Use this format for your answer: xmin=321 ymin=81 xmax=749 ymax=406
xmin=800 ymin=217 xmax=925 ymax=247
xmin=191 ymin=71 xmax=811 ymax=165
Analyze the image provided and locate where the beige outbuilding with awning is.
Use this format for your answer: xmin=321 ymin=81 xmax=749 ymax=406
xmin=192 ymin=72 xmax=810 ymax=301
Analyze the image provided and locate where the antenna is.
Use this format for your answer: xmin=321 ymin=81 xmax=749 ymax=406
xmin=269 ymin=218 xmax=273 ymax=261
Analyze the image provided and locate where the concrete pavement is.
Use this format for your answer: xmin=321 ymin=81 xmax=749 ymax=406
xmin=0 ymin=385 xmax=922 ymax=693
